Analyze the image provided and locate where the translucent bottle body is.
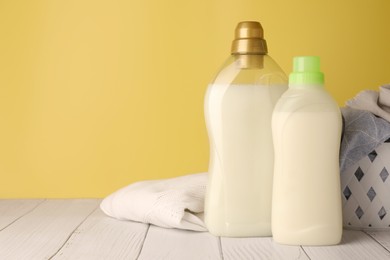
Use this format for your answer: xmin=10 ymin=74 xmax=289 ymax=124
xmin=204 ymin=54 xmax=287 ymax=237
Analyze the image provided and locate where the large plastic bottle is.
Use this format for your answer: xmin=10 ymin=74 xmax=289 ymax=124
xmin=271 ymin=56 xmax=342 ymax=245
xmin=204 ymin=21 xmax=288 ymax=237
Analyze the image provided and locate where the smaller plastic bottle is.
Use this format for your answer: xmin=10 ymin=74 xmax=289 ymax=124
xmin=271 ymin=56 xmax=342 ymax=245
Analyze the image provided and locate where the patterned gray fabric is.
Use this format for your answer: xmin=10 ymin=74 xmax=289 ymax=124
xmin=340 ymin=107 xmax=390 ymax=172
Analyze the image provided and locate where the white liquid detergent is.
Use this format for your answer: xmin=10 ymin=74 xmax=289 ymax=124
xmin=203 ymin=21 xmax=288 ymax=237
xmin=272 ymin=56 xmax=342 ymax=245
xmin=204 ymin=83 xmax=286 ymax=236
xmin=204 ymin=22 xmax=287 ymax=237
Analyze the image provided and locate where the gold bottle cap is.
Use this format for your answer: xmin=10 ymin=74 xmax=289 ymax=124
xmin=231 ymin=21 xmax=268 ymax=55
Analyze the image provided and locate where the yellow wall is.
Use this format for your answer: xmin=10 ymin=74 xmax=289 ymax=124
xmin=0 ymin=0 xmax=389 ymax=198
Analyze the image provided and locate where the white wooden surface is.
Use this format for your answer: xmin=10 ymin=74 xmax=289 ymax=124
xmin=222 ymin=236 xmax=309 ymax=260
xmin=0 ymin=199 xmax=389 ymax=260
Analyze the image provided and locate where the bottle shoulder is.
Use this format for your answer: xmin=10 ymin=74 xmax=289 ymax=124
xmin=274 ymin=87 xmax=339 ymax=113
xmin=210 ymin=55 xmax=288 ymax=86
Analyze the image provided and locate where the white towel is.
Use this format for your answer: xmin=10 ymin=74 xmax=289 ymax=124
xmin=100 ymin=173 xmax=208 ymax=231
xmin=347 ymin=84 xmax=390 ymax=122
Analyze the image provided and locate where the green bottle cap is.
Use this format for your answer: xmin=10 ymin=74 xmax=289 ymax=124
xmin=289 ymin=56 xmax=324 ymax=85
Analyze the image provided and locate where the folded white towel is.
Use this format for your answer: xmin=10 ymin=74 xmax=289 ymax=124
xmin=100 ymin=173 xmax=208 ymax=231
xmin=347 ymin=84 xmax=390 ymax=122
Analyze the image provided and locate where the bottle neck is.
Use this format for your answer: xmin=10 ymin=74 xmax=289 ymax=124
xmin=233 ymin=54 xmax=265 ymax=69
xmin=288 ymin=83 xmax=324 ymax=89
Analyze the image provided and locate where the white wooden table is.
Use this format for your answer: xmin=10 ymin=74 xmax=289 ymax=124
xmin=0 ymin=199 xmax=389 ymax=260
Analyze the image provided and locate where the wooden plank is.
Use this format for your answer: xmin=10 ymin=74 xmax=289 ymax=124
xmin=138 ymin=225 xmax=221 ymax=260
xmin=365 ymin=231 xmax=390 ymax=252
xmin=51 ymin=208 xmax=149 ymax=260
xmin=303 ymin=230 xmax=390 ymax=260
xmin=221 ymin=237 xmax=309 ymax=260
xmin=0 ymin=199 xmax=45 ymax=230
xmin=0 ymin=199 xmax=99 ymax=260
